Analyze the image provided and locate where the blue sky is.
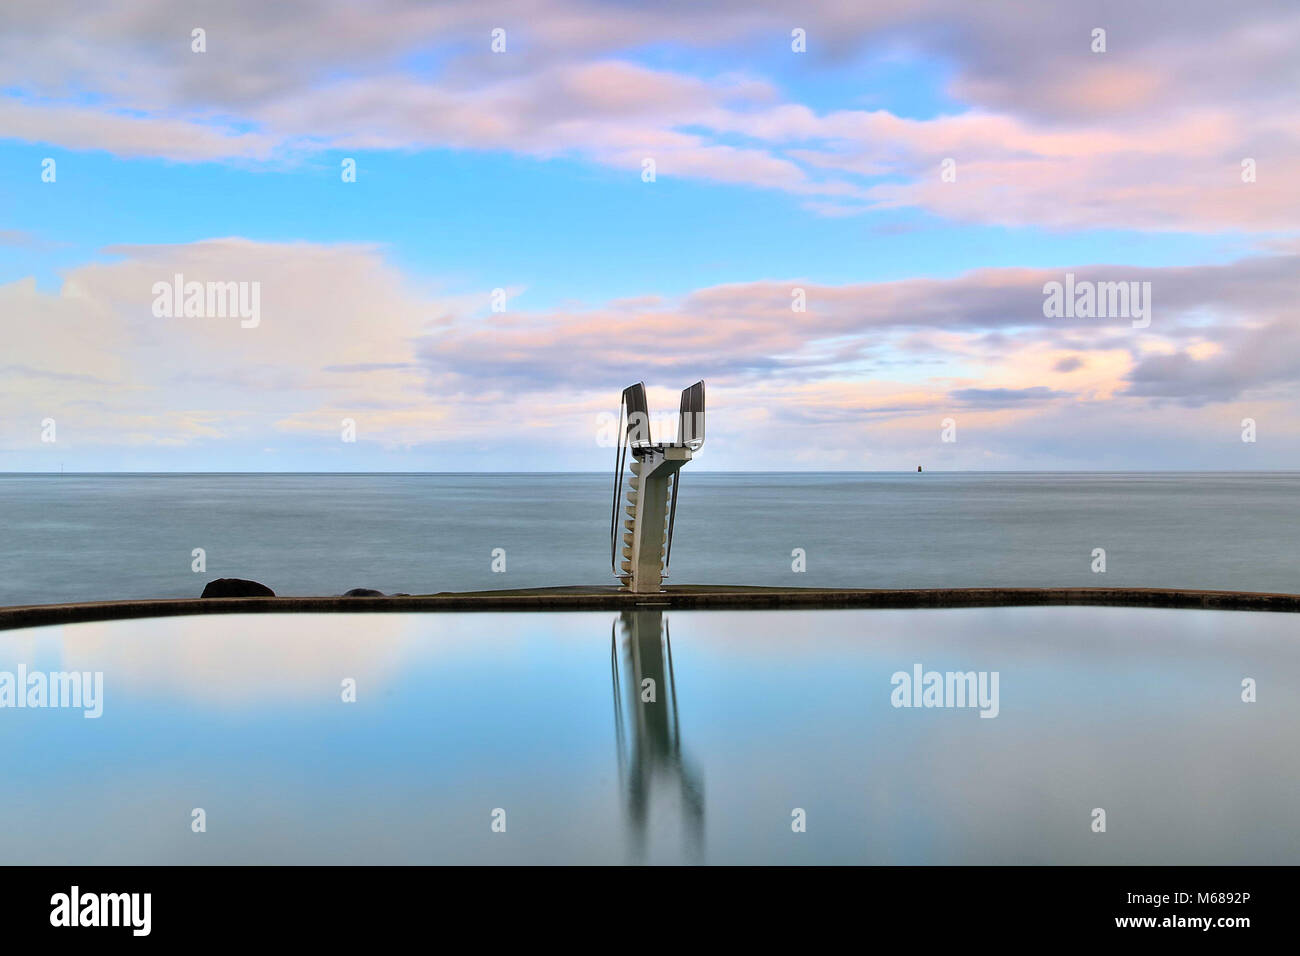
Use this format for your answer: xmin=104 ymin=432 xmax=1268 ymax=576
xmin=3 ymin=146 xmax=1254 ymax=303
xmin=1 ymin=0 xmax=1297 ymax=470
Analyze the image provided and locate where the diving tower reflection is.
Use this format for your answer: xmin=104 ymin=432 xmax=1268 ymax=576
xmin=610 ymin=609 xmax=705 ymax=862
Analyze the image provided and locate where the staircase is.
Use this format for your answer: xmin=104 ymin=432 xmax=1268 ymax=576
xmin=619 ymin=458 xmax=672 ymax=590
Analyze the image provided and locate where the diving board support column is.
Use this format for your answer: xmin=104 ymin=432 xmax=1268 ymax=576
xmin=622 ymin=446 xmax=692 ymax=593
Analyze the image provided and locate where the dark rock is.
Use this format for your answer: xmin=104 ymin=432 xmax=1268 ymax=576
xmin=201 ymin=578 xmax=275 ymax=598
xmin=342 ymin=588 xmax=385 ymax=597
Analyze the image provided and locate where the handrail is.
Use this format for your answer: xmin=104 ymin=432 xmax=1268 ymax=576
xmin=609 ymin=398 xmax=627 ymax=576
xmin=664 ymin=470 xmax=680 ymax=575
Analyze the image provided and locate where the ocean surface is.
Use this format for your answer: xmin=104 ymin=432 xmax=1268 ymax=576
xmin=1 ymin=472 xmax=1297 ymax=606
xmin=3 ymin=606 xmax=1295 ymax=864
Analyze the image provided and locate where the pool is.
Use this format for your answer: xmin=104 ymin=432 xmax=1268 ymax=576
xmin=0 ymin=606 xmax=1295 ymax=864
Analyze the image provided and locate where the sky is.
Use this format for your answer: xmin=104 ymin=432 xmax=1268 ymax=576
xmin=1 ymin=0 xmax=1298 ymax=471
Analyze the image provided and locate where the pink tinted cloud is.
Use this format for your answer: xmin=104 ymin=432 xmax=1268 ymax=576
xmin=2 ymin=1 xmax=1296 ymax=230
xmin=5 ymin=239 xmax=1299 ymax=467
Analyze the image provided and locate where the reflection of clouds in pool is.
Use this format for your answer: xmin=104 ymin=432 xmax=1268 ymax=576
xmin=0 ymin=607 xmax=1296 ymax=862
xmin=19 ymin=611 xmax=622 ymax=707
xmin=6 ymin=614 xmax=496 ymax=707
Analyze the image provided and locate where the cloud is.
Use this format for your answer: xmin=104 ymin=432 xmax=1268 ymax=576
xmin=0 ymin=229 xmax=57 ymax=249
xmin=0 ymin=99 xmax=276 ymax=161
xmin=0 ymin=210 xmax=1295 ymax=472
xmin=1124 ymin=318 xmax=1300 ymax=406
xmin=7 ymin=237 xmax=1296 ymax=468
xmin=0 ymin=239 xmax=450 ymax=452
xmin=949 ymin=387 xmax=1073 ymax=407
xmin=0 ymin=364 xmax=110 ymax=384
xmin=0 ymin=1 xmax=1295 ymax=230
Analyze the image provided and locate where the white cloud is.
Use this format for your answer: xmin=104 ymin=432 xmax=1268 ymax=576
xmin=4 ymin=239 xmax=1297 ymax=469
xmin=1 ymin=1 xmax=1296 ymax=230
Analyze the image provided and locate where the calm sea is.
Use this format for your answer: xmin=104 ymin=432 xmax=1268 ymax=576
xmin=1 ymin=472 xmax=1297 ymax=606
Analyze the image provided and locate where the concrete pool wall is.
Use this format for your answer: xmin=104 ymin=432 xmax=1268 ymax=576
xmin=2 ymin=585 xmax=1299 ymax=631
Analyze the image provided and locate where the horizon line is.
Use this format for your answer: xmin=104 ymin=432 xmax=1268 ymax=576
xmin=3 ymin=469 xmax=1298 ymax=477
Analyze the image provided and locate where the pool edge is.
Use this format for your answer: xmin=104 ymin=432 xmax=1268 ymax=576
xmin=2 ymin=586 xmax=1299 ymax=631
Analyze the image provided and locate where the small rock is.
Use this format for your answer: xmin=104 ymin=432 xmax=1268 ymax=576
xmin=342 ymin=588 xmax=385 ymax=597
xmin=201 ymin=578 xmax=275 ymax=598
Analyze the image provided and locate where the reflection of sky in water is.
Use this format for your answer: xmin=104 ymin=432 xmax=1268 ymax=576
xmin=0 ymin=606 xmax=1295 ymax=864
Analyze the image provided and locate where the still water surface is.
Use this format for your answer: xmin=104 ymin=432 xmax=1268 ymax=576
xmin=1 ymin=606 xmax=1295 ymax=864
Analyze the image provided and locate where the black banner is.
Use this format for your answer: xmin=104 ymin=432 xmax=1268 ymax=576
xmin=1 ymin=865 xmax=1280 ymax=942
